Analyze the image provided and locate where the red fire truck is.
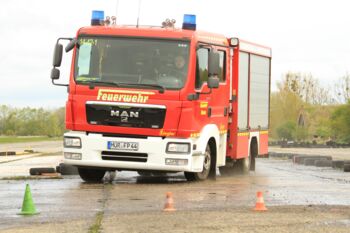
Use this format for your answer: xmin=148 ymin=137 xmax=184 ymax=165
xmin=51 ymin=12 xmax=271 ymax=182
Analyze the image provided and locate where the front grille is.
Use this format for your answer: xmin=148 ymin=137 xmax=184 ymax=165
xmin=101 ymin=151 xmax=148 ymax=163
xmin=86 ymin=103 xmax=166 ymax=129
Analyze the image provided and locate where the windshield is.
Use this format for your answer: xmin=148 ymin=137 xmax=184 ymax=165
xmin=75 ymin=36 xmax=190 ymax=90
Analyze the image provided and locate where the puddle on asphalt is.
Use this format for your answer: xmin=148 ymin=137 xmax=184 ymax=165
xmin=313 ymin=219 xmax=350 ymax=227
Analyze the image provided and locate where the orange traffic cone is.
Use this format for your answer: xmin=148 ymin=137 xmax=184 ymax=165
xmin=163 ymin=192 xmax=176 ymax=212
xmin=254 ymin=191 xmax=267 ymax=211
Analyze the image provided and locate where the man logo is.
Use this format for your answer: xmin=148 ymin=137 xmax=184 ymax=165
xmin=111 ymin=110 xmax=139 ymax=122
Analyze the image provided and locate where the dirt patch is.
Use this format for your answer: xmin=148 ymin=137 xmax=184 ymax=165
xmin=101 ymin=206 xmax=350 ymax=233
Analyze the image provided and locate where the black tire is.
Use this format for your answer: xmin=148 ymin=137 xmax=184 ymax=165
xmin=219 ymin=165 xmax=235 ymax=176
xmin=78 ymin=168 xmax=106 ymax=183
xmin=249 ymin=142 xmax=257 ymax=171
xmin=184 ymin=144 xmax=212 ymax=181
xmin=344 ymin=164 xmax=350 ymax=172
xmin=56 ymin=165 xmax=61 ymax=173
xmin=332 ymin=160 xmax=344 ymax=169
xmin=304 ymin=158 xmax=321 ymax=166
xmin=293 ymin=155 xmax=310 ymax=164
xmin=137 ymin=171 xmax=167 ymax=177
xmin=315 ymin=160 xmax=333 ymax=167
xmin=184 ymin=171 xmax=196 ymax=181
xmin=59 ymin=163 xmax=79 ymax=175
xmin=234 ymin=156 xmax=250 ymax=174
xmin=233 ymin=143 xmax=255 ymax=174
xmin=295 ymin=155 xmax=331 ymax=164
xmin=303 ymin=158 xmax=314 ymax=166
xmin=0 ymin=151 xmax=16 ymax=156
xmin=137 ymin=171 xmax=153 ymax=176
xmin=29 ymin=167 xmax=55 ymax=175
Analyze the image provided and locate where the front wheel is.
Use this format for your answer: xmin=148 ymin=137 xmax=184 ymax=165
xmin=185 ymin=144 xmax=212 ymax=181
xmin=78 ymin=168 xmax=106 ymax=183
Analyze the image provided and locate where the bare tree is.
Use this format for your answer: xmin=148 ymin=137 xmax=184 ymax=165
xmin=333 ymin=73 xmax=350 ymax=103
xmin=280 ymin=72 xmax=332 ymax=105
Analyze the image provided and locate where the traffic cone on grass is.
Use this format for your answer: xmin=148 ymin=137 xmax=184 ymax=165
xmin=253 ymin=191 xmax=267 ymax=211
xmin=18 ymin=184 xmax=39 ymax=215
xmin=163 ymin=192 xmax=176 ymax=212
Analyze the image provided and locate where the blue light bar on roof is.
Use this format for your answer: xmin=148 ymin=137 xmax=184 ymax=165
xmin=182 ymin=14 xmax=196 ymax=30
xmin=91 ymin=10 xmax=104 ymax=26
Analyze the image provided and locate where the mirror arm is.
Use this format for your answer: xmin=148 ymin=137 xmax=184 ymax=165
xmin=198 ymin=88 xmax=212 ymax=95
xmin=56 ymin=37 xmax=74 ymax=44
xmin=51 ymin=79 xmax=68 ymax=87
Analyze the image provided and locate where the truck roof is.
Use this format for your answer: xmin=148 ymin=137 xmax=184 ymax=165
xmin=77 ymin=25 xmax=271 ymax=57
xmin=78 ymin=25 xmax=229 ymax=47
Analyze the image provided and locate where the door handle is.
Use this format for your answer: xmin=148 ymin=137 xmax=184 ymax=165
xmin=207 ymin=107 xmax=212 ymax=117
xmin=224 ymin=107 xmax=228 ymax=116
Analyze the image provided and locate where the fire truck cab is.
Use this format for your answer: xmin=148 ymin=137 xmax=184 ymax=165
xmin=51 ymin=12 xmax=271 ymax=182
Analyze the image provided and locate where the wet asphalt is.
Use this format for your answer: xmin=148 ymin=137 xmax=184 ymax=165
xmin=0 ymin=157 xmax=349 ymax=231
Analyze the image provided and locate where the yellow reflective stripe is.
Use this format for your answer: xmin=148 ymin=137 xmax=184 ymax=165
xmin=190 ymin=133 xmax=200 ymax=138
xmin=237 ymin=132 xmax=249 ymax=137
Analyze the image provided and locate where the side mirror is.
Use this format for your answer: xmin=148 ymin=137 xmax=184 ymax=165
xmin=53 ymin=43 xmax=63 ymax=67
xmin=208 ymin=51 xmax=220 ymax=76
xmin=208 ymin=76 xmax=219 ymax=89
xmin=65 ymin=38 xmax=78 ymax=52
xmin=51 ymin=68 xmax=60 ymax=80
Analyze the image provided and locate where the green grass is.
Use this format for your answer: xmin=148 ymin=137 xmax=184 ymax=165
xmin=0 ymin=136 xmax=62 ymax=144
xmin=88 ymin=211 xmax=104 ymax=233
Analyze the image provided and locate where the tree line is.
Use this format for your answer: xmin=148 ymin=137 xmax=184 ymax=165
xmin=0 ymin=105 xmax=65 ymax=137
xmin=270 ymin=72 xmax=350 ymax=143
xmin=1 ymin=72 xmax=350 ymax=143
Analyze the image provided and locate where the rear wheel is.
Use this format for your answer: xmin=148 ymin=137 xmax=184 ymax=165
xmin=233 ymin=141 xmax=257 ymax=174
xmin=78 ymin=168 xmax=106 ymax=183
xmin=185 ymin=144 xmax=212 ymax=181
xmin=233 ymin=156 xmax=250 ymax=174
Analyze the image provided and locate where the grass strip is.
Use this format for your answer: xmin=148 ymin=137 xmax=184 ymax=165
xmin=88 ymin=211 xmax=104 ymax=233
xmin=0 ymin=136 xmax=62 ymax=144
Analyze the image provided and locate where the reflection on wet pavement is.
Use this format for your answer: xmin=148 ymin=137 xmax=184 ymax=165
xmin=0 ymin=158 xmax=349 ymax=230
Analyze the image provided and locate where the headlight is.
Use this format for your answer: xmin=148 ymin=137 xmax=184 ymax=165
xmin=166 ymin=142 xmax=190 ymax=154
xmin=64 ymin=137 xmax=81 ymax=148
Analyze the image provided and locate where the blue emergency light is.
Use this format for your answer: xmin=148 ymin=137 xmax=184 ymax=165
xmin=182 ymin=14 xmax=196 ymax=30
xmin=91 ymin=10 xmax=104 ymax=26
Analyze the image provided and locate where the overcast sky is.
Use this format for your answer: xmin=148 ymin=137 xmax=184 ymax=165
xmin=1 ymin=0 xmax=349 ymax=107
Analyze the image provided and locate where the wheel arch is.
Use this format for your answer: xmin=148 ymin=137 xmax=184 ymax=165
xmin=194 ymin=124 xmax=220 ymax=162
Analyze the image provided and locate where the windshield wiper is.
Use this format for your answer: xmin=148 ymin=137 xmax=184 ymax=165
xmin=117 ymin=83 xmax=165 ymax=94
xmin=77 ymin=80 xmax=120 ymax=89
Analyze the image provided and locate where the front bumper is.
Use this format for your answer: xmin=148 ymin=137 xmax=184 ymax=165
xmin=63 ymin=131 xmax=204 ymax=172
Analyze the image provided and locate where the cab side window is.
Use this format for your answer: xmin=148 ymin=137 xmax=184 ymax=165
xmin=195 ymin=48 xmax=209 ymax=89
xmin=218 ymin=50 xmax=226 ymax=82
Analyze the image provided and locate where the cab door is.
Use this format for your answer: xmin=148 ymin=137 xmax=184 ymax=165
xmin=195 ymin=46 xmax=230 ymax=151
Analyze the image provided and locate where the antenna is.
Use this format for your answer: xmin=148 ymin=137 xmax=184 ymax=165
xmin=137 ymin=0 xmax=142 ymax=28
xmin=116 ymin=0 xmax=119 ymax=18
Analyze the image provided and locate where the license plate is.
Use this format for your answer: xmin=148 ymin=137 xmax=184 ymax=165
xmin=107 ymin=141 xmax=139 ymax=151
